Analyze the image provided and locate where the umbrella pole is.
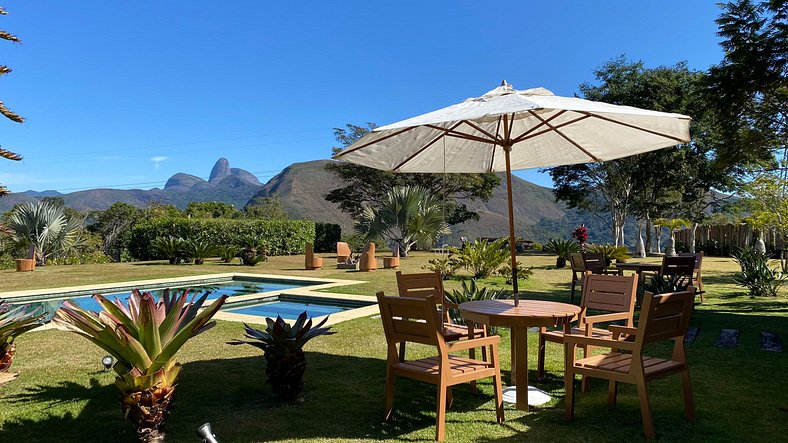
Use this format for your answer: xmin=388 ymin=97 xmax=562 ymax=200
xmin=503 ymin=144 xmax=519 ymax=305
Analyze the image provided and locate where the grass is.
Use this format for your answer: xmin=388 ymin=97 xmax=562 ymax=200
xmin=1 ymin=252 xmax=787 ymax=442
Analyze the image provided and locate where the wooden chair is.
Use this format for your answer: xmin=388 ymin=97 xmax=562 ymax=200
xmin=304 ymin=242 xmax=323 ymax=270
xmin=377 ymin=292 xmax=504 ymax=441
xmin=395 ymin=271 xmax=487 ymax=362
xmin=336 ymin=242 xmax=352 ymax=263
xmin=538 ymin=272 xmax=638 ymax=390
xmin=564 ymin=288 xmax=697 ymax=439
xmin=569 ymin=253 xmax=586 ymax=303
xmin=359 ymin=242 xmax=377 ymax=271
xmin=582 ymin=252 xmax=621 ymax=276
xmin=660 ymin=255 xmax=696 ymax=293
xmin=678 ymin=252 xmax=705 ymax=301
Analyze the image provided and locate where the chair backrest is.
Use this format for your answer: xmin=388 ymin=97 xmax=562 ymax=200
xmin=678 ymin=252 xmax=703 ymax=272
xmin=396 ymin=271 xmax=444 ymax=304
xmin=337 ymin=242 xmax=351 ymax=257
xmin=359 ymin=242 xmax=377 ymax=270
xmin=569 ymin=253 xmax=586 ymax=273
xmin=377 ymin=292 xmax=442 ymax=350
xmin=582 ymin=252 xmax=607 ymax=274
xmin=580 ymin=273 xmax=638 ymax=326
xmin=636 ymin=288 xmax=696 ymax=346
xmin=660 ymin=256 xmax=696 ymax=283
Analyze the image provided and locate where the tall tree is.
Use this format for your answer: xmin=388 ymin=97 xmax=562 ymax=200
xmin=0 ymin=6 xmax=24 ymax=196
xmin=326 ymin=123 xmax=500 ymax=224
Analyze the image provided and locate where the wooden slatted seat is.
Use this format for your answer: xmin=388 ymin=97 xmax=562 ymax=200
xmin=538 ymin=272 xmax=638 ymax=390
xmin=396 ymin=271 xmax=487 ymax=362
xmin=564 ymin=288 xmax=697 ymax=439
xmin=377 ymin=292 xmax=504 ymax=441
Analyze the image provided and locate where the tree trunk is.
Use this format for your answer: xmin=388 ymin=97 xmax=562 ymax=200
xmin=667 ymin=232 xmax=677 ymax=257
xmin=689 ymin=222 xmax=698 ymax=254
xmin=635 ymin=222 xmax=646 ymax=258
xmin=755 ymin=231 xmax=767 ymax=254
xmin=645 ymin=217 xmax=653 ymax=253
xmin=654 ymin=226 xmax=662 ymax=253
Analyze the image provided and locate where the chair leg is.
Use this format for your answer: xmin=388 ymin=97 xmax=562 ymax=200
xmin=384 ymin=369 xmax=395 ymax=422
xmin=436 ymin=381 xmax=448 ymax=441
xmin=580 ymin=345 xmax=591 ymax=392
xmin=398 ymin=342 xmax=406 ymax=362
xmin=607 ymin=380 xmax=618 ymax=407
xmin=681 ymin=370 xmax=696 ymax=422
xmin=564 ymin=367 xmax=575 ymax=421
xmin=537 ymin=333 xmax=546 ymax=381
xmin=635 ymin=377 xmax=656 ymax=439
xmin=490 ymin=344 xmax=505 ymax=423
xmin=570 ymin=280 xmax=576 ymax=303
xmin=446 ymin=387 xmax=454 ymax=409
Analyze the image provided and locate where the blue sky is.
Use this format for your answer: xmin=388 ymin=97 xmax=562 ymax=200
xmin=0 ymin=1 xmax=724 ymax=193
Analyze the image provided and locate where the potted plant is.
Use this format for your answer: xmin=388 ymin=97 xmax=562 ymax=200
xmin=542 ymin=239 xmax=580 ymax=268
xmin=228 ymin=311 xmax=335 ymax=402
xmin=52 ymin=289 xmax=228 ymax=443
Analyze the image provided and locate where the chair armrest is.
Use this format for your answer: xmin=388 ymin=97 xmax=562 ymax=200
xmin=444 ymin=301 xmax=460 ymax=310
xmin=563 ymin=334 xmax=635 ymax=350
xmin=585 ymin=312 xmax=631 ymax=325
xmin=608 ymin=325 xmax=638 ymax=339
xmin=446 ymin=335 xmax=500 ymax=352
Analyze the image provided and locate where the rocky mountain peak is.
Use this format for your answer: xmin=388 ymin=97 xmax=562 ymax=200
xmin=209 ymin=158 xmax=231 ymax=182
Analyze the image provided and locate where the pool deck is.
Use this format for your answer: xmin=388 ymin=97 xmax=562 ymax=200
xmin=1 ymin=272 xmax=377 ymax=327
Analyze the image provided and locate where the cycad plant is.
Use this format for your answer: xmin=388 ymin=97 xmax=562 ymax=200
xmin=356 ymin=185 xmax=449 ymax=256
xmin=6 ymin=201 xmax=84 ymax=265
xmin=228 ymin=312 xmax=335 ymax=402
xmin=52 ymin=289 xmax=228 ymax=443
xmin=586 ymin=244 xmax=631 ymax=266
xmin=542 ymin=238 xmax=581 ymax=268
xmin=181 ymin=239 xmax=215 ymax=265
xmin=654 ymin=218 xmax=690 ymax=257
xmin=217 ymin=245 xmax=240 ymax=263
xmin=449 ymin=238 xmax=509 ymax=278
xmin=151 ymin=236 xmax=184 ymax=265
xmin=0 ymin=300 xmax=45 ymax=373
xmin=238 ymin=236 xmax=267 ymax=266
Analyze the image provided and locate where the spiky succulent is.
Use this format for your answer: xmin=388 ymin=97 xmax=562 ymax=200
xmin=0 ymin=300 xmax=45 ymax=373
xmin=52 ymin=289 xmax=228 ymax=443
xmin=228 ymin=312 xmax=335 ymax=401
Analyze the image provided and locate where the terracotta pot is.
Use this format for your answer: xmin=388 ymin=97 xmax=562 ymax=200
xmin=15 ymin=259 xmax=35 ymax=272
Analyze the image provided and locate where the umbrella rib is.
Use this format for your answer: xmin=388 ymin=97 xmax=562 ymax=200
xmin=490 ymin=116 xmax=503 ymax=172
xmin=513 ymin=114 xmax=592 ymax=143
xmin=332 ymin=126 xmax=417 ymax=157
xmin=459 ymin=120 xmax=500 ymax=142
xmin=510 ymin=110 xmax=566 ymax=143
xmin=528 ymin=111 xmax=601 ymax=162
xmin=583 ymin=112 xmax=688 ymax=143
xmin=424 ymin=124 xmax=495 ymax=144
xmin=392 ymin=121 xmax=463 ymax=172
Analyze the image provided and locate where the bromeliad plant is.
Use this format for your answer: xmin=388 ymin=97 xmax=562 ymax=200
xmin=0 ymin=300 xmax=45 ymax=373
xmin=52 ymin=289 xmax=228 ymax=443
xmin=228 ymin=312 xmax=335 ymax=402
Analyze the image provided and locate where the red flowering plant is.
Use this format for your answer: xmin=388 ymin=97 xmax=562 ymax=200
xmin=572 ymin=224 xmax=589 ymax=250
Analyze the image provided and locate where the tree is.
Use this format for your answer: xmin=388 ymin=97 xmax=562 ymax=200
xmin=185 ymin=201 xmax=238 ymax=219
xmin=141 ymin=202 xmax=182 ymax=219
xmin=356 ymin=186 xmax=449 ymax=255
xmin=6 ymin=201 xmax=84 ymax=265
xmin=88 ymin=202 xmax=141 ymax=261
xmin=326 ymin=123 xmax=500 ymax=224
xmin=0 ymin=6 xmax=24 ymax=197
xmin=244 ymin=196 xmax=288 ymax=220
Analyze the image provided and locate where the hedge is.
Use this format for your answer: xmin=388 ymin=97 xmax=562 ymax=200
xmin=129 ymin=218 xmax=315 ymax=260
xmin=314 ymin=222 xmax=341 ymax=253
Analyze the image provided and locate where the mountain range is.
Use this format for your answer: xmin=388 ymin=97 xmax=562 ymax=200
xmin=0 ymin=158 xmax=611 ymax=243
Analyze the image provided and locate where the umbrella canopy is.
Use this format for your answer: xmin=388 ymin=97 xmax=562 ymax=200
xmin=334 ymin=82 xmax=691 ymax=302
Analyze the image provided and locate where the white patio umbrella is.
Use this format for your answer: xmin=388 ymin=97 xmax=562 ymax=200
xmin=333 ymin=81 xmax=691 ymax=304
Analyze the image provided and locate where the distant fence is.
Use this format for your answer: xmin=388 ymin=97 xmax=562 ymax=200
xmin=675 ymin=224 xmax=785 ymax=254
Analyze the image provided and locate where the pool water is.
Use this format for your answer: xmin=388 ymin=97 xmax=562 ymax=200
xmin=226 ymin=301 xmax=349 ymax=319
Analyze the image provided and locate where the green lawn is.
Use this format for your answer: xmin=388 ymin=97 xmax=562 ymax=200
xmin=1 ymin=252 xmax=787 ymax=442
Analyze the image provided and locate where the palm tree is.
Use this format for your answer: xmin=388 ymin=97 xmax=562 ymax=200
xmin=6 ymin=202 xmax=84 ymax=265
xmin=654 ymin=218 xmax=690 ymax=257
xmin=0 ymin=6 xmax=24 ymax=196
xmin=356 ymin=186 xmax=449 ymax=255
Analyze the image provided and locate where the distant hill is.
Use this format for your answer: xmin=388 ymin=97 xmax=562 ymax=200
xmin=1 ymin=157 xmax=616 ymax=243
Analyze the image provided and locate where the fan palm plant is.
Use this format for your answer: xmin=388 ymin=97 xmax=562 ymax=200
xmin=654 ymin=218 xmax=690 ymax=257
xmin=0 ymin=300 xmax=45 ymax=374
xmin=52 ymin=289 xmax=228 ymax=443
xmin=6 ymin=201 xmax=84 ymax=265
xmin=228 ymin=312 xmax=335 ymax=402
xmin=356 ymin=186 xmax=449 ymax=256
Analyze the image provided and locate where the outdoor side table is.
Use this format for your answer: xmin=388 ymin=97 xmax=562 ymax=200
xmin=614 ymin=262 xmax=662 ymax=276
xmin=460 ymin=299 xmax=580 ymax=411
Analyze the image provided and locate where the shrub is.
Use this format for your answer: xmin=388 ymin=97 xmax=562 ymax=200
xmin=449 ymin=239 xmax=509 ymax=279
xmin=216 ymin=245 xmax=240 ymax=263
xmin=586 ymin=244 xmax=631 ymax=266
xmin=732 ymin=246 xmax=785 ymax=297
xmin=129 ymin=218 xmax=315 ymax=260
xmin=238 ymin=236 xmax=267 ymax=266
xmin=422 ymin=257 xmax=461 ymax=279
xmin=314 ymin=223 xmax=341 ymax=253
xmin=542 ymin=239 xmax=580 ymax=268
xmin=496 ymin=261 xmax=534 ymax=285
xmin=151 ymin=236 xmax=184 ymax=264
xmin=181 ymin=239 xmax=216 ymax=265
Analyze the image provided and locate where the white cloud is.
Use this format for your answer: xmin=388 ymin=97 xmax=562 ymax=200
xmin=151 ymin=156 xmax=168 ymax=169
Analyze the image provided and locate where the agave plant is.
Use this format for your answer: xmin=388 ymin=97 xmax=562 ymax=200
xmin=0 ymin=300 xmax=45 ymax=373
xmin=228 ymin=312 xmax=335 ymax=402
xmin=52 ymin=289 xmax=228 ymax=443
xmin=449 ymin=238 xmax=509 ymax=278
xmin=542 ymin=238 xmax=581 ymax=268
xmin=444 ymin=279 xmax=508 ymax=329
xmin=238 ymin=236 xmax=267 ymax=266
xmin=181 ymin=239 xmax=215 ymax=265
xmin=6 ymin=201 xmax=84 ymax=265
xmin=151 ymin=236 xmax=184 ymax=265
xmin=586 ymin=243 xmax=632 ymax=266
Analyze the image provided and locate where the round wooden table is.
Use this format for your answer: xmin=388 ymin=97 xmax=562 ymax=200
xmin=460 ymin=299 xmax=580 ymax=411
xmin=614 ymin=262 xmax=662 ymax=276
